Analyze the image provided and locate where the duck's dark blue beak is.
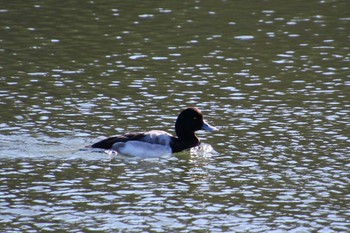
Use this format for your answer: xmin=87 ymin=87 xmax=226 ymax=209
xmin=202 ymin=120 xmax=218 ymax=131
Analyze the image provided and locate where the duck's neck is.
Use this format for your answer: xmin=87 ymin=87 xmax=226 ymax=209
xmin=171 ymin=130 xmax=200 ymax=153
xmin=176 ymin=130 xmax=200 ymax=146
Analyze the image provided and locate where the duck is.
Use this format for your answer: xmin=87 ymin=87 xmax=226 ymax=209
xmin=91 ymin=107 xmax=218 ymax=157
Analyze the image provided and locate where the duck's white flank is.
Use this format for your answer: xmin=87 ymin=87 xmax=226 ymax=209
xmin=112 ymin=141 xmax=172 ymax=157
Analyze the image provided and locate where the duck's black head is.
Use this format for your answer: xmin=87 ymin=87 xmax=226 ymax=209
xmin=175 ymin=107 xmax=217 ymax=140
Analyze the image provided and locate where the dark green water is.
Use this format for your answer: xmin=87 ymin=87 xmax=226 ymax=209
xmin=1 ymin=0 xmax=349 ymax=232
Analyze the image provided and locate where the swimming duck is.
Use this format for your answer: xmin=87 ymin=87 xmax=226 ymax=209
xmin=91 ymin=107 xmax=217 ymax=157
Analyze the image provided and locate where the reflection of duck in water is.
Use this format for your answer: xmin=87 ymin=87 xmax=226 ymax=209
xmin=91 ymin=107 xmax=217 ymax=157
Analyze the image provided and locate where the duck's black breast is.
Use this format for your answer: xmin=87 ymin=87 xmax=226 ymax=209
xmin=169 ymin=136 xmax=200 ymax=153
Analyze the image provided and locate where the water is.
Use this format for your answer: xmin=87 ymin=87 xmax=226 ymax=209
xmin=1 ymin=0 xmax=349 ymax=232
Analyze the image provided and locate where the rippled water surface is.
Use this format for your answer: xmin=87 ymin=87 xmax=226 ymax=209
xmin=1 ymin=0 xmax=349 ymax=232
